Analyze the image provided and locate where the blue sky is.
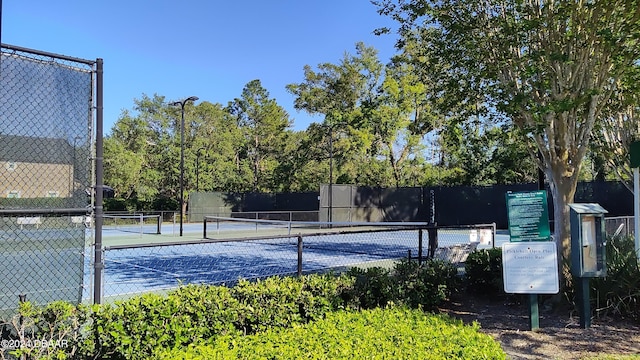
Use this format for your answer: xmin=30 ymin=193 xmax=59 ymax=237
xmin=2 ymin=1 xmax=398 ymax=133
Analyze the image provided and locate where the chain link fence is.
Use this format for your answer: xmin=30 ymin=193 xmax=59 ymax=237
xmin=93 ymin=213 xmax=638 ymax=304
xmin=0 ymin=44 xmax=99 ymax=313
xmin=605 ymin=216 xmax=636 ymax=238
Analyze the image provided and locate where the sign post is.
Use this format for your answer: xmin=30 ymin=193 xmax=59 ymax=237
xmin=630 ymin=141 xmax=640 ymax=260
xmin=505 ymin=190 xmax=555 ymax=330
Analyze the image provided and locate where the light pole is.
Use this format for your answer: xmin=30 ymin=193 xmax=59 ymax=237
xmin=169 ymin=96 xmax=198 ymax=236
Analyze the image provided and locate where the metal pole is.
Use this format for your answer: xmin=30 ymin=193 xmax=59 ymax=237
xmin=418 ymin=229 xmax=423 ymax=265
xmin=203 ymin=217 xmax=207 ymax=239
xmin=329 ymin=127 xmax=333 ymax=224
xmin=577 ymin=277 xmax=591 ymax=328
xmin=634 ymin=167 xmax=639 ymax=259
xmin=180 ymin=106 xmax=185 ymax=236
xmin=427 ymin=226 xmax=438 ymax=258
xmin=297 ymin=236 xmax=303 ymax=276
xmin=529 ymin=294 xmax=540 ymax=330
xmin=196 ymin=151 xmax=200 ymax=192
xmin=430 ymin=189 xmax=435 ymax=224
xmin=0 ymin=0 xmax=3 ymax=74
xmin=94 ymin=58 xmax=104 ymax=304
xmin=169 ymin=97 xmax=198 ymax=237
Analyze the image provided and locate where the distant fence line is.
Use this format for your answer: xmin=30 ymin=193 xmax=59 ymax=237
xmin=188 ymin=181 xmax=633 ymax=229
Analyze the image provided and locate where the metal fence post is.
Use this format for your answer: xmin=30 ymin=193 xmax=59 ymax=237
xmin=94 ymin=57 xmax=104 ymax=304
xmin=427 ymin=225 xmax=438 ymax=259
xmin=418 ymin=229 xmax=423 ymax=265
xmin=297 ymin=236 xmax=303 ymax=276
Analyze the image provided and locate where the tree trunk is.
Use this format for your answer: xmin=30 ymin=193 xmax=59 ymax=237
xmin=387 ymin=145 xmax=401 ymax=187
xmin=182 ymin=200 xmax=188 ymax=224
xmin=547 ymin=169 xmax=578 ymax=290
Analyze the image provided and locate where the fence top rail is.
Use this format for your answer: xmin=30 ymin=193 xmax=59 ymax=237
xmin=103 ymin=214 xmax=161 ymax=219
xmin=1 ymin=43 xmax=96 ymax=65
xmin=0 ymin=208 xmax=88 ymax=216
xmin=223 ymin=210 xmax=319 ymax=214
xmin=437 ymin=223 xmax=496 ymax=229
xmin=203 ymin=215 xmax=431 ymax=228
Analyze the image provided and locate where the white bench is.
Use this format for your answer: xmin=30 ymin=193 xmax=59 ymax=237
xmin=433 ymin=242 xmax=479 ymax=264
xmin=17 ymin=216 xmax=42 ymax=229
xmin=71 ymin=216 xmax=92 ymax=228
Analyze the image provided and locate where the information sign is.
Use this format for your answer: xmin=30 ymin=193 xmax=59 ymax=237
xmin=502 ymin=242 xmax=559 ymax=294
xmin=506 ymin=191 xmax=551 ymax=242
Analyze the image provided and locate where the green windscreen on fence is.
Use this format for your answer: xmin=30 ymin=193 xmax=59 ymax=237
xmin=0 ymin=45 xmax=95 ymax=312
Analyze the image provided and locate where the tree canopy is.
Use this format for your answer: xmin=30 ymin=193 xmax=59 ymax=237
xmin=374 ymin=0 xmax=640 ymax=285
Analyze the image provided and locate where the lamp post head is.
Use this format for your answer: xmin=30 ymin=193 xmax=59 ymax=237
xmin=169 ymin=96 xmax=199 ymax=107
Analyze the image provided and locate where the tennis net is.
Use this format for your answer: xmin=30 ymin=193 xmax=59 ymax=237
xmin=102 ymin=214 xmax=162 ymax=235
xmin=202 ymin=216 xmax=426 ymax=239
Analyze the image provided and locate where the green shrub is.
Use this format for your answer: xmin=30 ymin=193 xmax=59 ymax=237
xmin=465 ymin=248 xmax=504 ymax=296
xmin=344 ymin=260 xmax=458 ymax=311
xmin=591 ymin=235 xmax=640 ymax=321
xmin=0 ymin=274 xmax=353 ymax=360
xmin=230 ymin=274 xmax=352 ymax=334
xmin=393 ymin=258 xmax=459 ymax=310
xmin=2 ymin=301 xmax=91 ymax=360
xmin=344 ymin=267 xmax=395 ymax=309
xmin=297 ymin=272 xmax=358 ymax=320
xmin=1 ymin=269 xmax=460 ymax=359
xmin=157 ymin=307 xmax=506 ymax=360
xmin=89 ymin=285 xmax=243 ymax=360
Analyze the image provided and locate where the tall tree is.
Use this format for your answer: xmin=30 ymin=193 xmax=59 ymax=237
xmin=185 ymin=101 xmax=245 ymax=193
xmin=229 ymin=80 xmax=292 ymax=192
xmin=437 ymin=121 xmax=538 ymax=185
xmin=375 ymin=0 xmax=640 ymax=285
xmin=287 ymin=44 xmax=373 ymax=187
xmin=591 ymin=65 xmax=640 ymax=191
xmin=288 ymin=42 xmax=438 ymax=188
xmin=365 ymin=60 xmax=434 ymax=187
xmin=105 ymin=93 xmax=246 ymax=210
xmin=275 ymin=129 xmax=326 ymax=192
xmin=105 ymin=94 xmax=170 ymax=204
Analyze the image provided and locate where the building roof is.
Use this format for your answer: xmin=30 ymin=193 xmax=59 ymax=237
xmin=0 ymin=134 xmax=73 ymax=164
